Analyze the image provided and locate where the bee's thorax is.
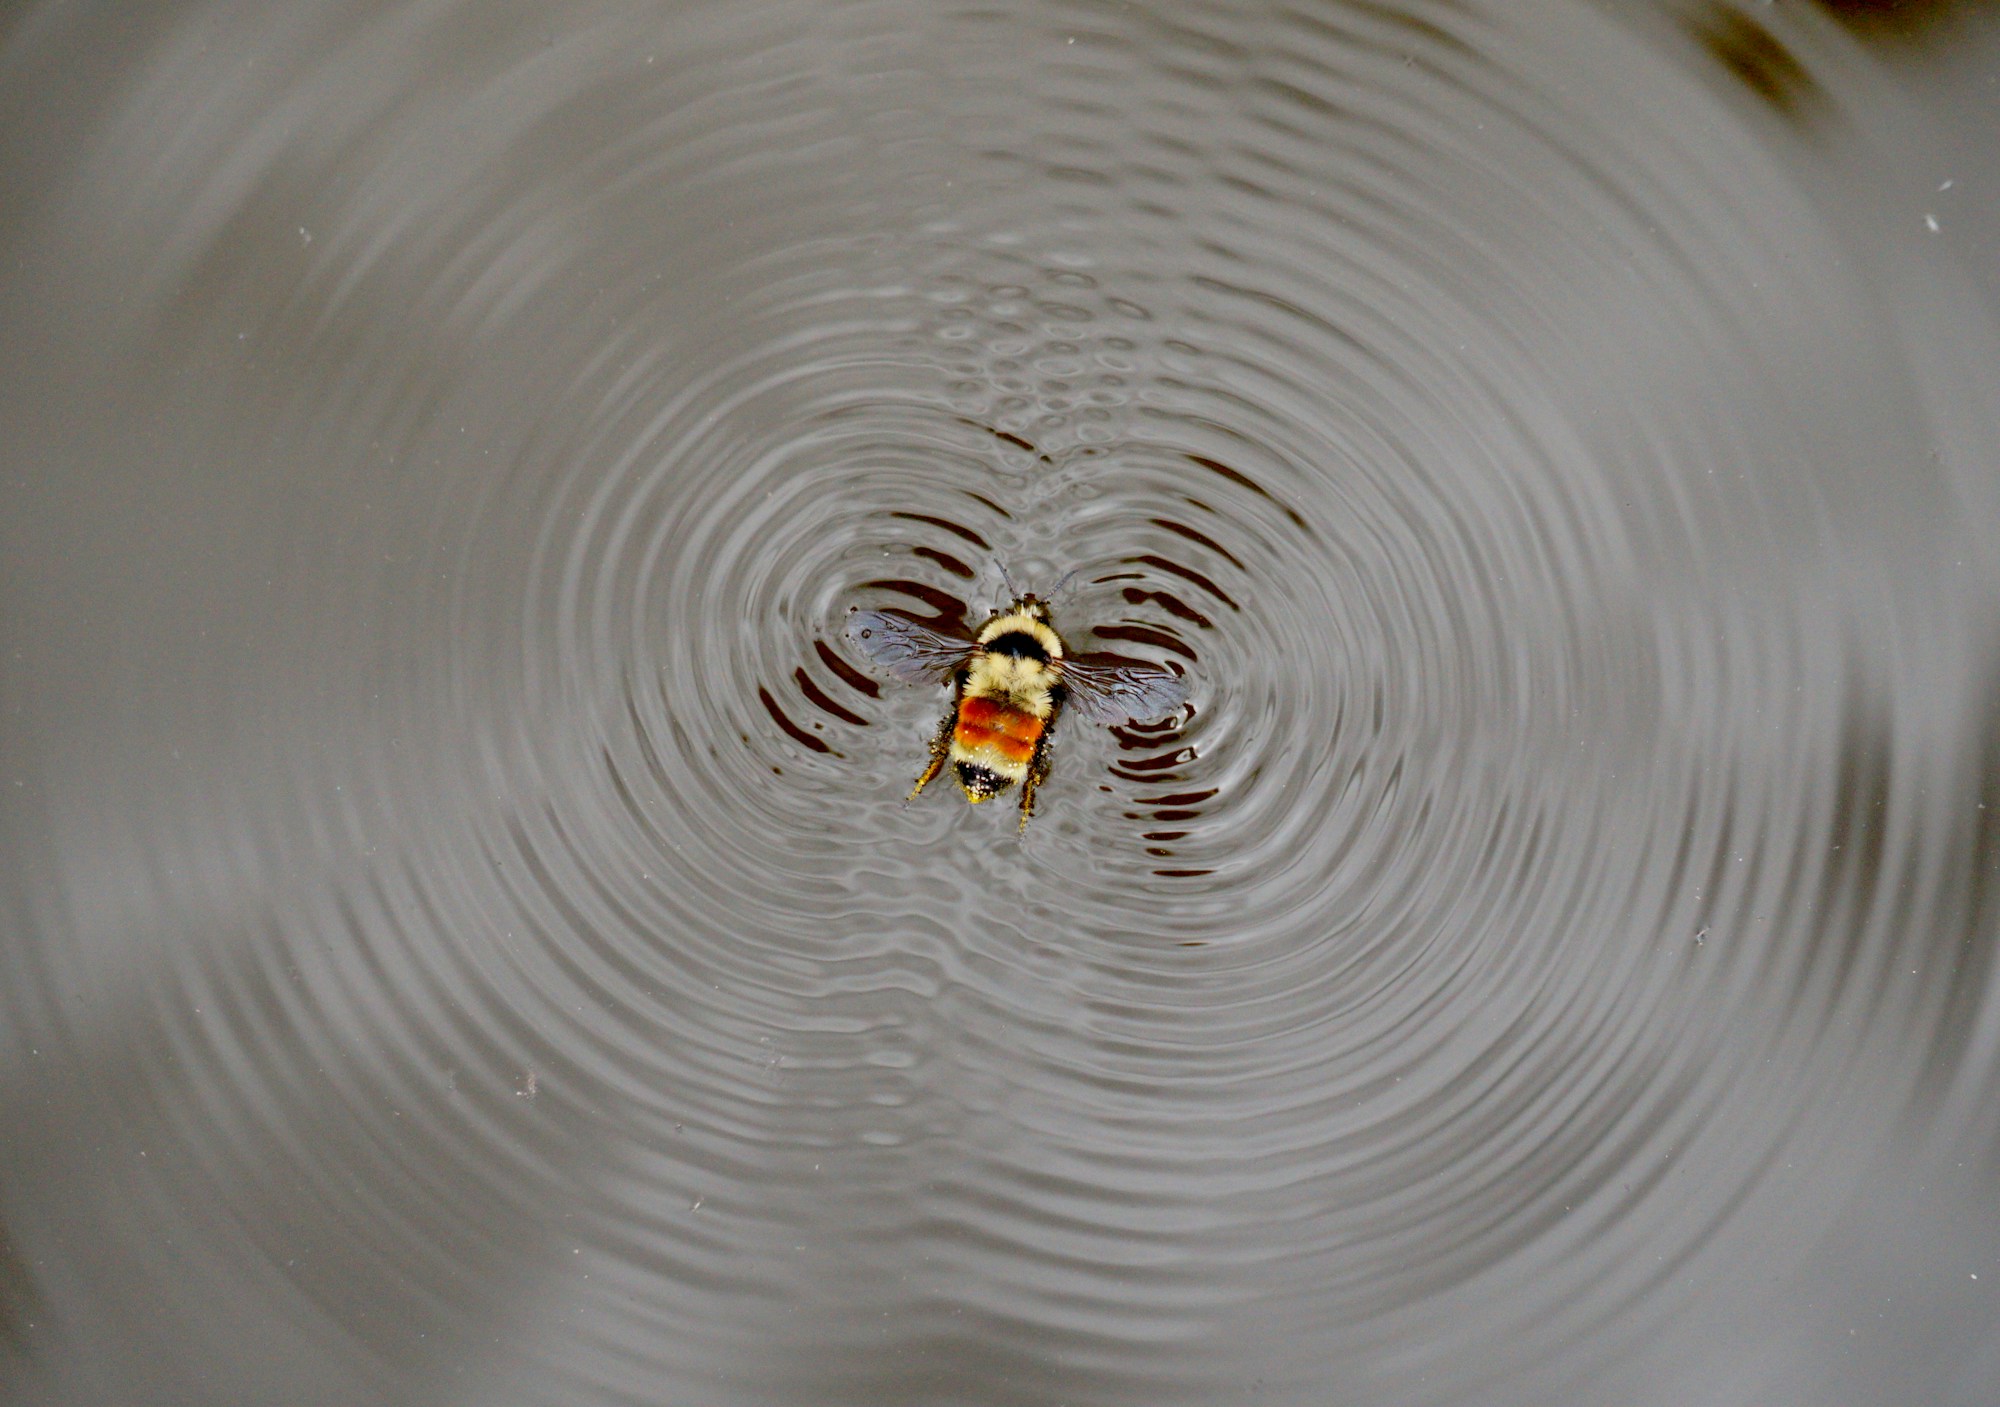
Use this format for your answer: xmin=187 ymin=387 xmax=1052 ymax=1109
xmin=976 ymin=607 xmax=1064 ymax=659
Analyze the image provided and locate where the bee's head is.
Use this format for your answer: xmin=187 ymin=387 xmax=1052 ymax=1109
xmin=996 ymin=562 xmax=1080 ymax=616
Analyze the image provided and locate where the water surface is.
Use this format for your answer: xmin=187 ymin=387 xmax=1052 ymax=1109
xmin=3 ymin=2 xmax=1999 ymax=1404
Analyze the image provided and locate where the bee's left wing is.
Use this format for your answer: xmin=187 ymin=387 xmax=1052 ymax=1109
xmin=844 ymin=609 xmax=975 ymax=683
xmin=1059 ymin=652 xmax=1190 ymax=725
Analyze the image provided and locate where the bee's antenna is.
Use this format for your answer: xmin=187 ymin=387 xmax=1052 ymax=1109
xmin=998 ymin=560 xmax=1021 ymax=599
xmin=1048 ymin=568 xmax=1083 ymax=602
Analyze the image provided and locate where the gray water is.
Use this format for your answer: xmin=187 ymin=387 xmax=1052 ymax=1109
xmin=4 ymin=2 xmax=2000 ymax=1404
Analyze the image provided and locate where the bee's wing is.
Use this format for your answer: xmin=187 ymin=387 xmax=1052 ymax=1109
xmin=1059 ymin=652 xmax=1190 ymax=725
xmin=844 ymin=610 xmax=975 ymax=683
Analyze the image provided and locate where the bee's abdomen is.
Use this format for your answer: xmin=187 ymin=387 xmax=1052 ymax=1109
xmin=953 ymin=695 xmax=1043 ymax=765
xmin=953 ymin=762 xmax=1013 ymax=800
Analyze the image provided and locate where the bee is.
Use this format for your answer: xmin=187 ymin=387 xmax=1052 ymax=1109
xmin=845 ymin=591 xmax=1189 ymax=829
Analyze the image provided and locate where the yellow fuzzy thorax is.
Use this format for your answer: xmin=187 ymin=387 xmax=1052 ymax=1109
xmin=963 ymin=653 xmax=1058 ymax=717
xmin=964 ymin=608 xmax=1065 ymax=719
xmin=976 ymin=608 xmax=1065 ymax=655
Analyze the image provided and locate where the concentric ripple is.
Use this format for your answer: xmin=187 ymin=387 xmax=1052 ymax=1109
xmin=3 ymin=2 xmax=1999 ymax=1405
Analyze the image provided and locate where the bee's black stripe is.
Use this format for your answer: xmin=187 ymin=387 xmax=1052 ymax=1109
xmin=982 ymin=630 xmax=1049 ymax=663
xmin=954 ymin=761 xmax=1012 ymax=797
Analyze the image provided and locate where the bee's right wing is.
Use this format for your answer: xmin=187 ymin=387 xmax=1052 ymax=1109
xmin=844 ymin=610 xmax=975 ymax=683
xmin=1059 ymin=652 xmax=1190 ymax=726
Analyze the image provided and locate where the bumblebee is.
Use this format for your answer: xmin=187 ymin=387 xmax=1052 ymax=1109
xmin=846 ymin=592 xmax=1189 ymax=828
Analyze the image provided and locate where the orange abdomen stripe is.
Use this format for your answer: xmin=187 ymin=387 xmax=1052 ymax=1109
xmin=955 ymin=696 xmax=1043 ymax=762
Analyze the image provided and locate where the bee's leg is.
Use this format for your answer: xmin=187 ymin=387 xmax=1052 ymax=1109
xmin=908 ymin=712 xmax=955 ymax=800
xmin=909 ymin=753 xmax=946 ymax=800
xmin=1018 ymin=733 xmax=1055 ymax=831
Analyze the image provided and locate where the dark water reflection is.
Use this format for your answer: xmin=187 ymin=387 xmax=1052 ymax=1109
xmin=4 ymin=2 xmax=2000 ymax=1404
